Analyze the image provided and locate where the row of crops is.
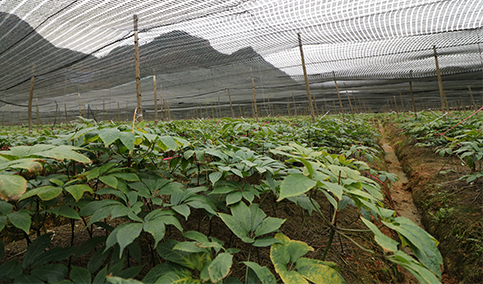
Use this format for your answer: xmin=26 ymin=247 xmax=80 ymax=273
xmin=0 ymin=114 xmax=456 ymax=283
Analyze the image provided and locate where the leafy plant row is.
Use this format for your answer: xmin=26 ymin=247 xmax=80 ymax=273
xmin=0 ymin=115 xmax=443 ymax=283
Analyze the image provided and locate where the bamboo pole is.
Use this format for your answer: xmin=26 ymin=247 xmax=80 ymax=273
xmin=468 ymin=85 xmax=476 ymax=110
xmin=332 ymin=100 xmax=337 ymax=113
xmin=227 ymin=89 xmax=234 ymax=118
xmin=64 ymin=103 xmax=68 ymax=124
xmin=28 ymin=76 xmax=34 ymax=134
xmin=211 ymin=102 xmax=215 ymax=118
xmin=399 ymin=93 xmax=404 ymax=112
xmin=298 ymin=33 xmax=315 ymax=122
xmin=324 ymin=98 xmax=328 ymax=113
xmin=133 ymin=15 xmax=143 ymax=121
xmin=158 ymin=84 xmax=163 ymax=121
xmin=153 ymin=75 xmax=158 ymax=123
xmin=36 ymin=98 xmax=41 ymax=127
xmin=165 ymin=100 xmax=171 ymax=120
xmin=393 ymin=96 xmax=398 ymax=113
xmin=238 ymin=104 xmax=242 ymax=117
xmin=287 ymin=100 xmax=291 ymax=116
xmin=409 ymin=70 xmax=416 ymax=116
xmin=345 ymin=90 xmax=354 ymax=115
xmin=218 ymin=96 xmax=221 ymax=118
xmin=332 ymin=71 xmax=344 ymax=114
xmin=292 ymin=91 xmax=297 ymax=116
xmin=251 ymin=69 xmax=259 ymax=123
xmin=312 ymin=93 xmax=319 ymax=116
xmin=433 ymin=46 xmax=448 ymax=114
xmin=78 ymin=93 xmax=81 ymax=117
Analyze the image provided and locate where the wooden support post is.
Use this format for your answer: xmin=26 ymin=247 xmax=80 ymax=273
xmin=64 ymin=103 xmax=68 ymax=124
xmin=298 ymin=33 xmax=315 ymax=122
xmin=332 ymin=100 xmax=337 ymax=113
xmin=468 ymin=85 xmax=476 ymax=110
xmin=227 ymin=89 xmax=234 ymax=118
xmin=292 ymin=91 xmax=297 ymax=116
xmin=165 ymin=100 xmax=171 ymax=120
xmin=28 ymin=76 xmax=34 ymax=134
xmin=287 ymin=100 xmax=291 ymax=116
xmin=78 ymin=93 xmax=81 ymax=117
xmin=251 ymin=69 xmax=258 ymax=122
xmin=393 ymin=96 xmax=398 ymax=113
xmin=159 ymin=84 xmax=164 ymax=121
xmin=238 ymin=104 xmax=242 ymax=117
xmin=409 ymin=70 xmax=416 ymax=116
xmin=346 ymin=90 xmax=354 ymax=115
xmin=433 ymin=46 xmax=448 ymax=114
xmin=399 ymin=93 xmax=404 ymax=112
xmin=324 ymin=98 xmax=328 ymax=113
xmin=36 ymin=98 xmax=41 ymax=127
xmin=312 ymin=93 xmax=319 ymax=116
xmin=332 ymin=71 xmax=344 ymax=114
xmin=133 ymin=15 xmax=143 ymax=121
xmin=211 ymin=102 xmax=215 ymax=118
xmin=218 ymin=96 xmax=221 ymax=118
xmin=153 ymin=75 xmax=158 ymax=123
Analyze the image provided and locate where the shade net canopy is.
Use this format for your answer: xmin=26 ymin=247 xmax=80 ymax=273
xmin=1 ymin=0 xmax=483 ymax=121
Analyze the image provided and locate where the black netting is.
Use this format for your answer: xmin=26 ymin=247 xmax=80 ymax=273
xmin=1 ymin=0 xmax=482 ymax=123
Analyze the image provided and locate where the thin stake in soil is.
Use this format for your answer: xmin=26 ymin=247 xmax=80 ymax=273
xmin=333 ymin=71 xmax=344 ymax=114
xmin=298 ymin=33 xmax=315 ymax=122
xmin=153 ymin=75 xmax=158 ymax=123
xmin=28 ymin=76 xmax=34 ymax=135
xmin=227 ymin=88 xmax=234 ymax=118
xmin=133 ymin=15 xmax=143 ymax=121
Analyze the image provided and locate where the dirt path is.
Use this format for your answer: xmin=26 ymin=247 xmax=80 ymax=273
xmin=378 ymin=122 xmax=423 ymax=228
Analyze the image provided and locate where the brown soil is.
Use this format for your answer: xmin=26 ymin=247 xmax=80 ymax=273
xmin=384 ymin=120 xmax=483 ymax=284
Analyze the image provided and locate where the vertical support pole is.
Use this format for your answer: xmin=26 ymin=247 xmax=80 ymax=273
xmin=332 ymin=71 xmax=344 ymax=114
xmin=64 ymin=103 xmax=68 ymax=124
xmin=153 ymin=75 xmax=158 ymax=123
xmin=9 ymin=105 xmax=11 ymax=131
xmin=332 ymin=100 xmax=337 ymax=113
xmin=78 ymin=93 xmax=81 ymax=117
xmin=393 ymin=96 xmax=398 ymax=113
xmin=28 ymin=76 xmax=34 ymax=134
xmin=36 ymin=98 xmax=41 ymax=129
xmin=238 ymin=104 xmax=242 ymax=117
xmin=468 ymin=85 xmax=476 ymax=110
xmin=345 ymin=90 xmax=354 ymax=115
xmin=409 ymin=70 xmax=416 ymax=116
xmin=166 ymin=100 xmax=171 ymax=120
xmin=324 ymin=98 xmax=328 ymax=113
xmin=227 ymin=89 xmax=234 ymax=118
xmin=292 ymin=91 xmax=297 ymax=116
xmin=298 ymin=33 xmax=315 ymax=123
xmin=211 ymin=102 xmax=215 ymax=118
xmin=102 ymin=99 xmax=105 ymax=121
xmin=133 ymin=15 xmax=143 ymax=121
xmin=287 ymin=100 xmax=291 ymax=116
xmin=399 ymin=93 xmax=404 ymax=112
xmin=433 ymin=45 xmax=448 ymax=114
xmin=159 ymin=84 xmax=164 ymax=121
xmin=218 ymin=96 xmax=221 ymax=118
xmin=312 ymin=93 xmax=319 ymax=116
xmin=117 ymin=102 xmax=120 ymax=121
xmin=251 ymin=68 xmax=258 ymax=123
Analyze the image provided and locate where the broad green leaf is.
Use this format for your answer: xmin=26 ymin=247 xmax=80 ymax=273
xmin=13 ymin=274 xmax=42 ymax=283
xmin=79 ymin=199 xmax=121 ymax=217
xmin=70 ymin=266 xmax=91 ymax=284
xmin=295 ymin=258 xmax=345 ymax=284
xmin=21 ymin=185 xmax=62 ymax=201
xmin=209 ymin=172 xmax=222 ymax=186
xmin=100 ymin=175 xmax=118 ymax=189
xmin=277 ymin=270 xmax=308 ymax=284
xmin=156 ymin=239 xmax=208 ymax=271
xmin=99 ymin=128 xmax=121 ymax=147
xmin=226 ymin=192 xmax=242 ymax=205
xmin=22 ymin=233 xmax=52 ymax=268
xmin=111 ymin=172 xmax=139 ymax=182
xmin=183 ymin=231 xmax=210 ymax=243
xmin=254 ymin=217 xmax=285 ymax=237
xmin=389 ymin=250 xmax=441 ymax=284
xmin=173 ymin=204 xmax=190 ymax=220
xmin=208 ymin=253 xmax=233 ymax=283
xmin=106 ymin=276 xmax=144 ymax=284
xmin=65 ymin=184 xmax=93 ymax=202
xmin=0 ymin=217 xmax=5 ymax=233
xmin=320 ymin=181 xmax=344 ymax=200
xmin=0 ymin=158 xmax=43 ymax=172
xmin=361 ymin=217 xmax=398 ymax=252
xmin=160 ymin=136 xmax=179 ymax=151
xmin=119 ymin=132 xmax=135 ymax=151
xmin=143 ymin=219 xmax=166 ymax=248
xmin=8 ymin=210 xmax=31 ymax=234
xmin=0 ymin=174 xmax=27 ymax=201
xmin=0 ymin=200 xmax=13 ymax=215
xmin=42 ymin=145 xmax=91 ymax=164
xmin=116 ymin=223 xmax=143 ymax=257
xmin=278 ymin=174 xmax=316 ymax=201
xmin=243 ymin=262 xmax=277 ymax=284
xmin=252 ymin=236 xmax=281 ymax=247
xmin=173 ymin=242 xmax=207 ymax=253
xmin=218 ymin=212 xmax=253 ymax=243
xmin=31 ymin=246 xmax=76 ymax=267
xmin=271 ymin=233 xmax=313 ymax=271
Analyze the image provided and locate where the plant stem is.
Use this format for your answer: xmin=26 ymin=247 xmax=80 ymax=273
xmin=337 ymin=231 xmax=375 ymax=254
xmin=321 ymin=227 xmax=335 ymax=260
xmin=296 ymin=210 xmax=307 ymax=240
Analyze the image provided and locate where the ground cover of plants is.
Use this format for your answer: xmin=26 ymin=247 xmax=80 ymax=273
xmin=384 ymin=111 xmax=483 ymax=283
xmin=0 ymin=114 xmax=445 ymax=284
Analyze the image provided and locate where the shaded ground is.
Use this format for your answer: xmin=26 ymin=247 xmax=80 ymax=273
xmin=384 ymin=121 xmax=483 ymax=284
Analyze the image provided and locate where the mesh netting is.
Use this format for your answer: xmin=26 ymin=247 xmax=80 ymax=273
xmin=1 ymin=0 xmax=482 ymax=123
